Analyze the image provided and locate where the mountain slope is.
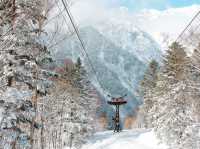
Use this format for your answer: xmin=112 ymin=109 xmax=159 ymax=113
xmin=95 ymin=21 xmax=162 ymax=63
xmin=81 ymin=129 xmax=167 ymax=149
xmin=54 ymin=22 xmax=162 ymax=117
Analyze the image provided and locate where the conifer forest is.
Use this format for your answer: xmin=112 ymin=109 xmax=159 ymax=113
xmin=0 ymin=0 xmax=200 ymax=149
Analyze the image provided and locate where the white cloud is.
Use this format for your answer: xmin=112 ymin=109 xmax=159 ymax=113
xmin=69 ymin=0 xmax=111 ymax=24
xmin=45 ymin=0 xmax=200 ymax=61
xmin=133 ymin=5 xmax=200 ymax=43
xmin=56 ymin=0 xmax=200 ymax=46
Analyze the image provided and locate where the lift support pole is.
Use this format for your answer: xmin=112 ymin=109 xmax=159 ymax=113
xmin=108 ymin=96 xmax=127 ymax=132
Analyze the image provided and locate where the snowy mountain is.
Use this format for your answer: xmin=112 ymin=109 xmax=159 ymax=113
xmin=54 ymin=21 xmax=162 ymax=117
xmin=81 ymin=129 xmax=167 ymax=149
xmin=95 ymin=21 xmax=162 ymax=63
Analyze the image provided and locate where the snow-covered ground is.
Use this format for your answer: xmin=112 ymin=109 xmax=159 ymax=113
xmin=82 ymin=129 xmax=167 ymax=149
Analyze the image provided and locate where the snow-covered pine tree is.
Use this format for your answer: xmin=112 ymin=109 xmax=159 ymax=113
xmin=63 ymin=58 xmax=97 ymax=148
xmin=136 ymin=60 xmax=159 ymax=128
xmin=0 ymin=0 xmax=52 ymax=148
xmin=40 ymin=80 xmax=74 ymax=149
xmin=154 ymin=82 xmax=194 ymax=149
xmin=42 ymin=58 xmax=97 ymax=149
xmin=140 ymin=60 xmax=159 ymax=95
xmin=181 ymin=43 xmax=200 ymax=149
xmin=151 ymin=42 xmax=196 ymax=149
xmin=163 ymin=42 xmax=187 ymax=81
xmin=186 ymin=45 xmax=200 ymax=122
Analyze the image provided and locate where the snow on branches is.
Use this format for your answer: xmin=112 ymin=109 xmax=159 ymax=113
xmin=138 ymin=42 xmax=200 ymax=149
xmin=0 ymin=0 xmax=53 ymax=148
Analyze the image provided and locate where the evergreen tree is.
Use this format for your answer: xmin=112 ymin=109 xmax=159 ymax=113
xmin=191 ymin=44 xmax=200 ymax=121
xmin=149 ymin=42 xmax=197 ymax=149
xmin=68 ymin=58 xmax=97 ymax=148
xmin=140 ymin=60 xmax=159 ymax=96
xmin=0 ymin=0 xmax=52 ymax=148
xmin=42 ymin=58 xmax=97 ymax=149
xmin=181 ymin=43 xmax=200 ymax=149
xmin=163 ymin=42 xmax=187 ymax=81
xmin=137 ymin=60 xmax=159 ymax=128
xmin=76 ymin=57 xmax=82 ymax=69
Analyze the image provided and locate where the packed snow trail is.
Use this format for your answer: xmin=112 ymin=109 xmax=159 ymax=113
xmin=81 ymin=129 xmax=167 ymax=149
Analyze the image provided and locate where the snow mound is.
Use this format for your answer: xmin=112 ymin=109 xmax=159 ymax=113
xmin=82 ymin=129 xmax=167 ymax=149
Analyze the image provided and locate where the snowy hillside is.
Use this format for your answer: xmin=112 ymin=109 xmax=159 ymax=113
xmin=81 ymin=129 xmax=167 ymax=149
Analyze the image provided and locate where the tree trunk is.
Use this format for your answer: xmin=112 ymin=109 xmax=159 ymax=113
xmin=12 ymin=0 xmax=16 ymax=30
xmin=30 ymin=88 xmax=38 ymax=149
xmin=40 ymin=115 xmax=45 ymax=149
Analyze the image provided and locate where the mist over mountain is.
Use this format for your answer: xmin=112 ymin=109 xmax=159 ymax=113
xmin=53 ymin=20 xmax=162 ymax=117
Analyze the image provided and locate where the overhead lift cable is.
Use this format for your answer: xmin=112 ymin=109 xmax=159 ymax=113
xmin=176 ymin=10 xmax=200 ymax=43
xmin=60 ymin=0 xmax=109 ymax=95
xmin=55 ymin=0 xmax=74 ymax=34
xmin=46 ymin=0 xmax=75 ymax=49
